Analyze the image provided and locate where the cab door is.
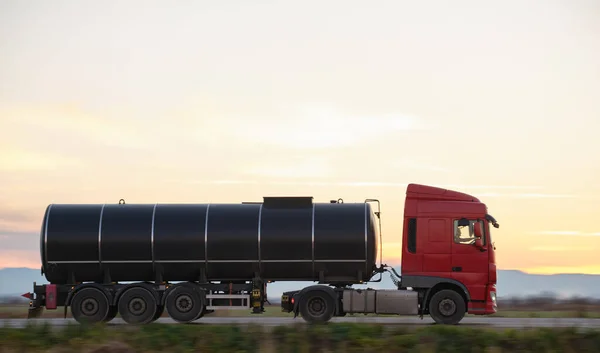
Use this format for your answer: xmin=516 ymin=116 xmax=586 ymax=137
xmin=451 ymin=218 xmax=489 ymax=301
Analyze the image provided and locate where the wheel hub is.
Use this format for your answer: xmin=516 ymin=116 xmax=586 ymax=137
xmin=128 ymin=297 xmax=147 ymax=316
xmin=439 ymin=298 xmax=457 ymax=316
xmin=175 ymin=295 xmax=193 ymax=312
xmin=81 ymin=298 xmax=98 ymax=316
xmin=307 ymin=297 xmax=325 ymax=316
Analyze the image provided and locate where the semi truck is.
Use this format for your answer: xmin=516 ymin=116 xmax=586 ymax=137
xmin=23 ymin=183 xmax=499 ymax=325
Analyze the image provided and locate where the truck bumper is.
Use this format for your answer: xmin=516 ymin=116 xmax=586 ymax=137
xmin=467 ymin=284 xmax=497 ymax=315
xmin=280 ymin=291 xmax=296 ymax=313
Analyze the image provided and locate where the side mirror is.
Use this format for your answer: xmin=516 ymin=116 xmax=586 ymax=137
xmin=475 ymin=237 xmax=486 ymax=251
xmin=473 ymin=222 xmax=486 ymax=251
xmin=473 ymin=222 xmax=483 ymax=238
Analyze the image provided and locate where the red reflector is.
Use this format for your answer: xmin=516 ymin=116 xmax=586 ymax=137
xmin=46 ymin=284 xmax=57 ymax=310
xmin=291 ymin=298 xmax=295 ymax=304
xmin=21 ymin=293 xmax=33 ymax=300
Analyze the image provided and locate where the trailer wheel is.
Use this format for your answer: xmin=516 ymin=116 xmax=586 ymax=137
xmin=165 ymin=285 xmax=205 ymax=323
xmin=299 ymin=290 xmax=334 ymax=324
xmin=117 ymin=287 xmax=158 ymax=325
xmin=428 ymin=289 xmax=466 ymax=325
xmin=70 ymin=288 xmax=110 ymax=324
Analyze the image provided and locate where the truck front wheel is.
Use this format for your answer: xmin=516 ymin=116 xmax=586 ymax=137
xmin=428 ymin=289 xmax=466 ymax=325
xmin=299 ymin=290 xmax=334 ymax=324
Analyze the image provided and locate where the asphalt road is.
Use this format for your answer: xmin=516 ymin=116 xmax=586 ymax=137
xmin=3 ymin=316 xmax=600 ymax=329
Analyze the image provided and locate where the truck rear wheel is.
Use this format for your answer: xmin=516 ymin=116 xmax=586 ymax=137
xmin=299 ymin=290 xmax=334 ymax=324
xmin=118 ymin=287 xmax=158 ymax=325
xmin=428 ymin=289 xmax=466 ymax=325
xmin=165 ymin=285 xmax=205 ymax=323
xmin=70 ymin=288 xmax=110 ymax=324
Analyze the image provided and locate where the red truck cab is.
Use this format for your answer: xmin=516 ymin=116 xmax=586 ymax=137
xmin=400 ymin=184 xmax=498 ymax=323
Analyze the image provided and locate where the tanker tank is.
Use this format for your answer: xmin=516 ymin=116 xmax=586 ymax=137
xmin=40 ymin=197 xmax=380 ymax=285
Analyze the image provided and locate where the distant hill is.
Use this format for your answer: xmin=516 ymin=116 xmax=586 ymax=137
xmin=0 ymin=267 xmax=46 ymax=299
xmin=3 ymin=267 xmax=600 ymax=303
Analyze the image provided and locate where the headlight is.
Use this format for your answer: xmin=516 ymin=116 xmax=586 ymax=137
xmin=490 ymin=291 xmax=497 ymax=304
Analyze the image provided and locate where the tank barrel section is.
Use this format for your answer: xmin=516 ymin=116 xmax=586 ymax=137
xmin=40 ymin=196 xmax=380 ymax=286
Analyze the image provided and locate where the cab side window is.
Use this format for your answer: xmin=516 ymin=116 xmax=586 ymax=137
xmin=453 ymin=218 xmax=486 ymax=245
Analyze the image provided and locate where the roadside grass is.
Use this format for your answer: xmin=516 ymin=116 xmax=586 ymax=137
xmin=2 ymin=322 xmax=600 ymax=352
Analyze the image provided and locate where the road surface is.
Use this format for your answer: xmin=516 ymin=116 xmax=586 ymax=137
xmin=2 ymin=316 xmax=600 ymax=329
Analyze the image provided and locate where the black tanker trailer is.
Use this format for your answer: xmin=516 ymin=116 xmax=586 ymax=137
xmin=40 ymin=197 xmax=380 ymax=286
xmin=23 ymin=185 xmax=499 ymax=325
xmin=26 ymin=196 xmax=399 ymax=324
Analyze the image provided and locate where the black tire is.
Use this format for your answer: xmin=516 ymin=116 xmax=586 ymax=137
xmin=428 ymin=289 xmax=466 ymax=325
xmin=165 ymin=285 xmax=205 ymax=323
xmin=299 ymin=290 xmax=335 ymax=324
xmin=103 ymin=306 xmax=118 ymax=322
xmin=70 ymin=288 xmax=110 ymax=324
xmin=117 ymin=287 xmax=158 ymax=325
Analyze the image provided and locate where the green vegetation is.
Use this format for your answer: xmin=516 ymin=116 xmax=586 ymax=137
xmin=1 ymin=322 xmax=600 ymax=353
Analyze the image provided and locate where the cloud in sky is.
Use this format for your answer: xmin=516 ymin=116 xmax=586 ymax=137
xmin=525 ymin=266 xmax=600 ymax=276
xmin=0 ymin=146 xmax=80 ymax=172
xmin=0 ymin=101 xmax=442 ymax=180
xmin=243 ymin=156 xmax=334 ymax=179
xmin=440 ymin=185 xmax=545 ymax=190
xmin=1 ymin=0 xmax=599 ymax=274
xmin=530 ymin=231 xmax=600 ymax=237
xmin=530 ymin=246 xmax=595 ymax=252
xmin=0 ymin=251 xmax=40 ymax=269
xmin=0 ymin=206 xmax=43 ymax=234
xmin=171 ymin=180 xmax=574 ymax=195
xmin=0 ymin=104 xmax=154 ymax=151
xmin=434 ymin=185 xmax=585 ymax=199
xmin=171 ymin=180 xmax=411 ymax=189
xmin=242 ymin=155 xmax=451 ymax=180
xmin=513 ymin=193 xmax=577 ymax=199
xmin=486 ymin=193 xmax=579 ymax=199
xmin=222 ymin=103 xmax=435 ymax=150
xmin=389 ymin=158 xmax=450 ymax=173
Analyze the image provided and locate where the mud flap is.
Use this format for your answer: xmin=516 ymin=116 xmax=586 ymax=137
xmin=292 ymin=301 xmax=299 ymax=319
xmin=27 ymin=307 xmax=44 ymax=319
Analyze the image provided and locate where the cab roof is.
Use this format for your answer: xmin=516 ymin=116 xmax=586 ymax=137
xmin=406 ymin=183 xmax=480 ymax=202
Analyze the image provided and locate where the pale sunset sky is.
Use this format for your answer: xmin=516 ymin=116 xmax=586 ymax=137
xmin=1 ymin=0 xmax=599 ymax=275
